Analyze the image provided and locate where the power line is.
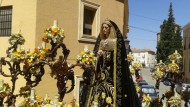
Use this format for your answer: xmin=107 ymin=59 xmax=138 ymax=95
xmin=128 ymin=25 xmax=158 ymax=33
xmin=129 ymin=12 xmax=163 ymax=22
xmin=129 ymin=36 xmax=156 ymax=41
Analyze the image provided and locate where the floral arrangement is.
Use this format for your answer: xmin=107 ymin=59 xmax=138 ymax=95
xmin=42 ymin=25 xmax=65 ymax=44
xmin=76 ymin=48 xmax=96 ymax=65
xmin=18 ymin=95 xmax=66 ymax=107
xmin=142 ymin=94 xmax=151 ymax=107
xmin=132 ymin=62 xmax=141 ymax=70
xmin=155 ymin=61 xmax=167 ymax=72
xmin=18 ymin=90 xmax=79 ymax=107
xmin=8 ymin=32 xmax=25 ymax=45
xmin=167 ymin=96 xmax=181 ymax=107
xmin=151 ymin=68 xmax=164 ymax=80
xmin=127 ymin=52 xmax=134 ymax=62
xmin=167 ymin=61 xmax=179 ymax=73
xmin=10 ymin=47 xmax=50 ymax=65
xmin=0 ymin=80 xmax=11 ymax=99
xmin=168 ymin=50 xmax=182 ymax=63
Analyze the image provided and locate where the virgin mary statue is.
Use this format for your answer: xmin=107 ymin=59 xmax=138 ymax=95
xmin=83 ymin=20 xmax=141 ymax=107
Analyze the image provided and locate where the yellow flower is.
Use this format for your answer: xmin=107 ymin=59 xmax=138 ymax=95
xmin=142 ymin=94 xmax=151 ymax=102
xmin=130 ymin=68 xmax=135 ymax=75
xmin=45 ymin=104 xmax=51 ymax=107
xmin=106 ymin=97 xmax=112 ymax=104
xmin=52 ymin=27 xmax=58 ymax=33
xmin=127 ymin=54 xmax=134 ymax=62
xmin=136 ymin=86 xmax=140 ymax=92
xmin=102 ymin=92 xmax=106 ymax=99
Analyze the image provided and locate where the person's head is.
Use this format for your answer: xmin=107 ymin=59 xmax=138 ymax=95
xmin=100 ymin=20 xmax=116 ymax=39
xmin=102 ymin=23 xmax=111 ymax=38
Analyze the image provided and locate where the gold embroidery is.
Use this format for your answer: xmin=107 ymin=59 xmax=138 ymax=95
xmin=99 ymin=39 xmax=116 ymax=51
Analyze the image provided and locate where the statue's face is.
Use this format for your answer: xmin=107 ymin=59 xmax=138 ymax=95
xmin=102 ymin=24 xmax=110 ymax=37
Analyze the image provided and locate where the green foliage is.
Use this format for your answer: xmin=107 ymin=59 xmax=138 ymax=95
xmin=156 ymin=3 xmax=182 ymax=62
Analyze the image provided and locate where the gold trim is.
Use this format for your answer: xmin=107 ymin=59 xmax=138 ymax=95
xmin=113 ymin=38 xmax=117 ymax=107
xmin=86 ymin=77 xmax=94 ymax=107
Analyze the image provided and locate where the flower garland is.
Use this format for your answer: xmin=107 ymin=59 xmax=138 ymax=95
xmin=76 ymin=48 xmax=96 ymax=65
xmin=8 ymin=32 xmax=25 ymax=45
xmin=42 ymin=26 xmax=65 ymax=44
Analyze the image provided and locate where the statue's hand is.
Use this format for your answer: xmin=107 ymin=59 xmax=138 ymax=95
xmin=98 ymin=50 xmax=103 ymax=56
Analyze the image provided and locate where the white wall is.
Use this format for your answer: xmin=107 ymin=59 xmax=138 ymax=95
xmin=132 ymin=52 xmax=156 ymax=68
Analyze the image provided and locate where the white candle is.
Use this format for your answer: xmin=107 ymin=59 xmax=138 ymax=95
xmin=4 ymin=103 xmax=8 ymax=107
xmin=175 ymin=50 xmax=178 ymax=54
xmin=84 ymin=45 xmax=88 ymax=51
xmin=157 ymin=68 xmax=159 ymax=71
xmin=17 ymin=44 xmax=21 ymax=50
xmin=18 ymin=29 xmax=21 ymax=34
xmin=0 ymin=79 xmax=4 ymax=88
xmin=30 ymin=88 xmax=35 ymax=100
xmin=42 ymin=41 xmax=46 ymax=48
xmin=54 ymin=95 xmax=59 ymax=104
xmin=53 ymin=20 xmax=58 ymax=28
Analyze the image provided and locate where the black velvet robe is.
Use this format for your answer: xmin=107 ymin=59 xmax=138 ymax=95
xmin=82 ymin=20 xmax=141 ymax=107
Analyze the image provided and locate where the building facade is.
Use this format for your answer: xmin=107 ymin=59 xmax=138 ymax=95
xmin=131 ymin=48 xmax=156 ymax=68
xmin=0 ymin=0 xmax=129 ymax=104
xmin=183 ymin=23 xmax=190 ymax=83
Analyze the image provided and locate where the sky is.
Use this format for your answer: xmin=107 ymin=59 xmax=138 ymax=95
xmin=128 ymin=0 xmax=190 ymax=52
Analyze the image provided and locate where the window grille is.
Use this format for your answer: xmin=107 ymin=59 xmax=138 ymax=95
xmin=0 ymin=6 xmax=12 ymax=36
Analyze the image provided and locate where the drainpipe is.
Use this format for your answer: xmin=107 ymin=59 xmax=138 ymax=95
xmin=123 ymin=0 xmax=129 ymax=38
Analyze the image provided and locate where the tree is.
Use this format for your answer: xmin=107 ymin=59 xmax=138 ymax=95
xmin=156 ymin=2 xmax=182 ymax=63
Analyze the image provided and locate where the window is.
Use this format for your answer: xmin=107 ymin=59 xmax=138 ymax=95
xmin=0 ymin=6 xmax=12 ymax=36
xmin=83 ymin=7 xmax=95 ymax=36
xmin=79 ymin=0 xmax=100 ymax=42
xmin=74 ymin=76 xmax=84 ymax=104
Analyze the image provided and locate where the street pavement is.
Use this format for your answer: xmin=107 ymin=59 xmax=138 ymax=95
xmin=135 ymin=68 xmax=186 ymax=106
